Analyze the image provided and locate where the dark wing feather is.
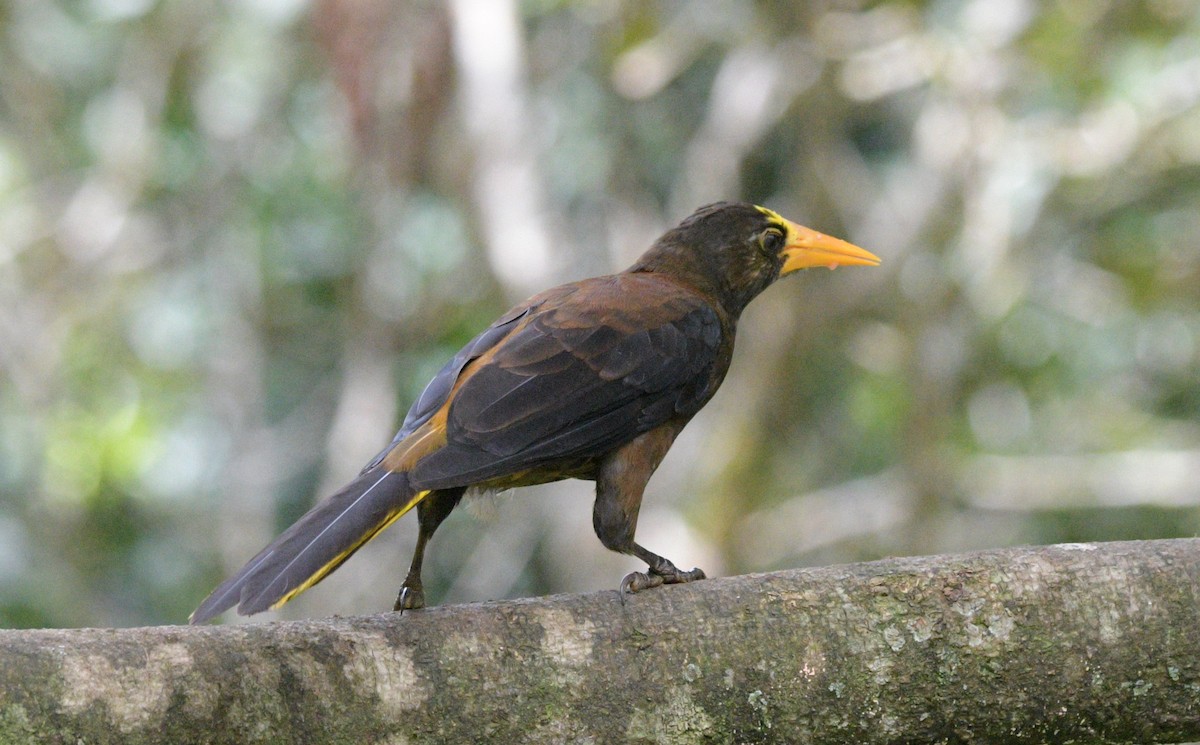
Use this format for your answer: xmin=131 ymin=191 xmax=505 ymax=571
xmin=409 ymin=274 xmax=725 ymax=489
xmin=359 ymin=302 xmax=539 ymax=474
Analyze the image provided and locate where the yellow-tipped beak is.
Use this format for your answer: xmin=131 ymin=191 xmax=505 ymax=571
xmin=779 ymin=221 xmax=881 ymax=274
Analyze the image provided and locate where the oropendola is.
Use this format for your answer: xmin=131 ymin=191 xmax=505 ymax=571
xmin=191 ymin=202 xmax=880 ymax=623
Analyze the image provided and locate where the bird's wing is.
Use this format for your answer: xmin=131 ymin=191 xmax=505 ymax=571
xmin=400 ymin=273 xmax=725 ymax=490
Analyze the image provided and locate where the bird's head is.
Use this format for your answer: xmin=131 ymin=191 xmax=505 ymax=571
xmin=632 ymin=202 xmax=881 ymax=316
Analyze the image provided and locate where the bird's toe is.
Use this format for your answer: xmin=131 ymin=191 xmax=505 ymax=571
xmin=660 ymin=566 xmax=706 ymax=585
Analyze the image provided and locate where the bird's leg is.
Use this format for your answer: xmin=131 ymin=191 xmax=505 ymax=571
xmin=593 ymin=425 xmax=704 ymax=597
xmin=394 ymin=487 xmax=464 ymax=612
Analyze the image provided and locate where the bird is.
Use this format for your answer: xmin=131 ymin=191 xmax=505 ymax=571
xmin=190 ymin=202 xmax=880 ymax=623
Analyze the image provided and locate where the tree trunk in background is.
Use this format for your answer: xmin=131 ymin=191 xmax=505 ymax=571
xmin=2 ymin=539 xmax=1198 ymax=744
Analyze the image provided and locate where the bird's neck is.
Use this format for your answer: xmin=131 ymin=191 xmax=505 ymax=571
xmin=625 ymin=243 xmax=743 ymax=319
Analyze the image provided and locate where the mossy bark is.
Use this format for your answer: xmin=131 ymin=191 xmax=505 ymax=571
xmin=2 ymin=539 xmax=1198 ymax=744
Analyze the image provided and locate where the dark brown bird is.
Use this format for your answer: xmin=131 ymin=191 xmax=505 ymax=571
xmin=190 ymin=202 xmax=880 ymax=623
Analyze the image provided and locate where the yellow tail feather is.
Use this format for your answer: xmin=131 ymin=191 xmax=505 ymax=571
xmin=269 ymin=489 xmax=432 ymax=611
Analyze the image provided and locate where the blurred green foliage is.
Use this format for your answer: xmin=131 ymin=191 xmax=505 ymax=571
xmin=0 ymin=0 xmax=1197 ymax=627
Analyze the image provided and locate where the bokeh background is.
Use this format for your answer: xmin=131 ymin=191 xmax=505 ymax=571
xmin=2 ymin=0 xmax=1198 ymax=628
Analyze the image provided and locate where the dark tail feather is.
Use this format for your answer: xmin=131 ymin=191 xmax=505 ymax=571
xmin=190 ymin=469 xmax=429 ymax=624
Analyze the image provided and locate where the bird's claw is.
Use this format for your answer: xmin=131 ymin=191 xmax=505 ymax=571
xmin=394 ymin=584 xmax=425 ymax=614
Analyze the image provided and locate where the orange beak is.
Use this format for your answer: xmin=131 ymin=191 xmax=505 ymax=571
xmin=779 ymin=220 xmax=881 ymax=274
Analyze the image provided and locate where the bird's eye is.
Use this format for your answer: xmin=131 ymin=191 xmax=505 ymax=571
xmin=759 ymin=228 xmax=785 ymax=254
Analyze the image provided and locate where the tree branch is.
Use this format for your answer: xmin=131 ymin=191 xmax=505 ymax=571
xmin=2 ymin=539 xmax=1198 ymax=744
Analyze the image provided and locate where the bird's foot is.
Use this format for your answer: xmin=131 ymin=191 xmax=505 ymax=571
xmin=393 ymin=583 xmax=425 ymax=613
xmin=621 ymin=561 xmax=706 ymax=595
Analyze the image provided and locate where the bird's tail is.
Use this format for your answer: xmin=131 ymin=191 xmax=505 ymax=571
xmin=190 ymin=469 xmax=429 ymax=624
